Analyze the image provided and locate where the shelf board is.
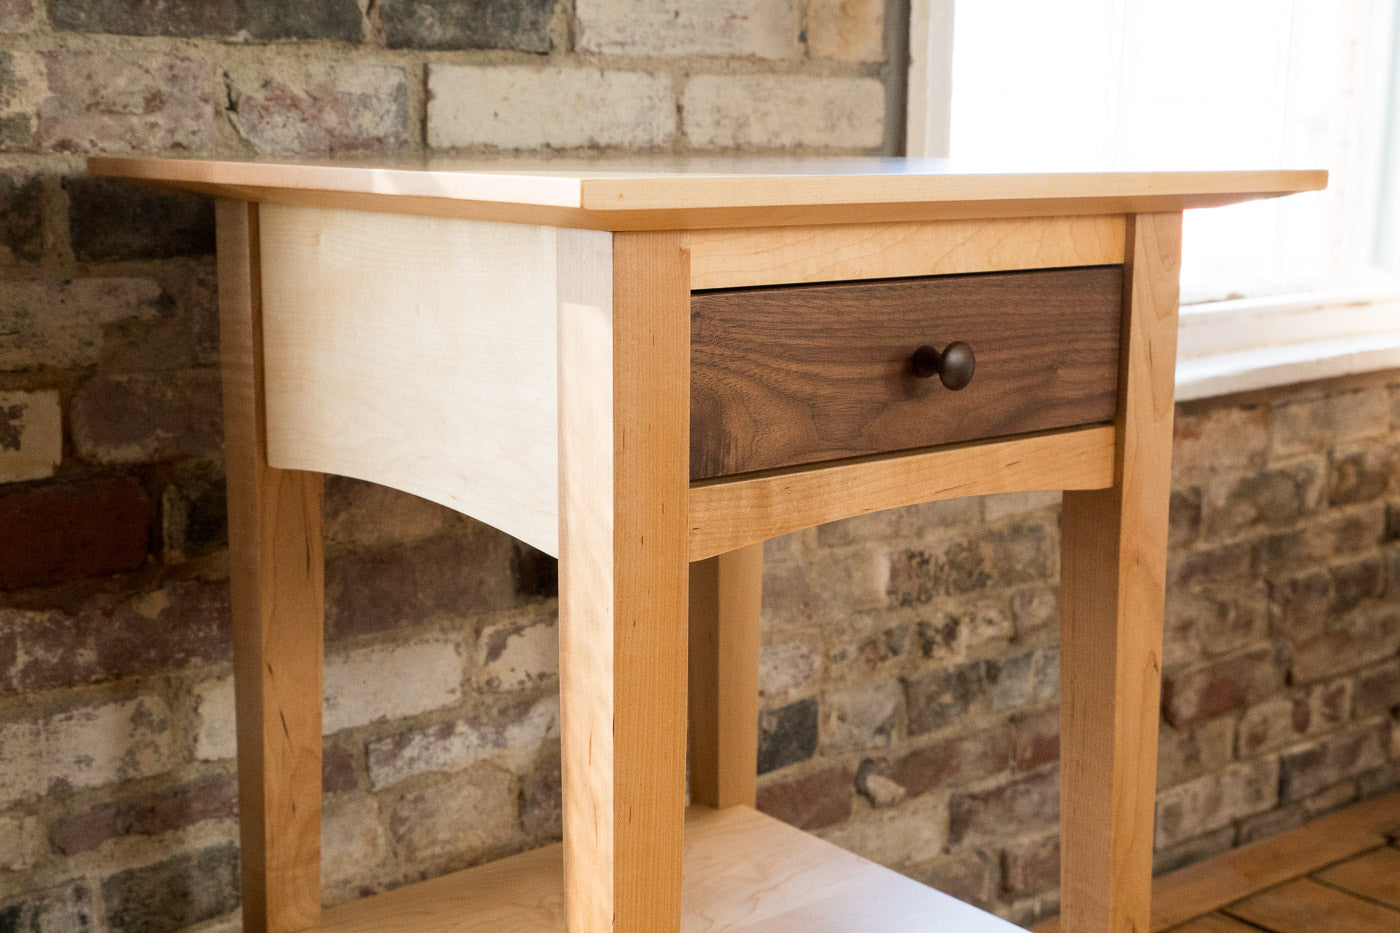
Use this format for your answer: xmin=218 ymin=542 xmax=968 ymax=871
xmin=315 ymin=805 xmax=1023 ymax=932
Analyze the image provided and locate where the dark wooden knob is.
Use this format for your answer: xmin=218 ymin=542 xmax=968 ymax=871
xmin=911 ymin=341 xmax=975 ymax=390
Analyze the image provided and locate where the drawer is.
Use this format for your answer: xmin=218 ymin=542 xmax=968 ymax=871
xmin=690 ymin=266 xmax=1123 ymax=480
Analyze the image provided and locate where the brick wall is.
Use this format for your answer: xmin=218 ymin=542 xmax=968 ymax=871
xmin=755 ymin=376 xmax=1400 ymax=925
xmin=0 ymin=2 xmax=1396 ymax=931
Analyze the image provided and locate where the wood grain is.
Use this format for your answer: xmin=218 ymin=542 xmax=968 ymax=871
xmin=257 ymin=205 xmax=594 ymax=556
xmin=217 ymin=200 xmax=325 ymax=933
xmin=1224 ymin=878 xmax=1400 ymax=933
xmin=1163 ymin=915 xmax=1258 ymax=932
xmin=685 ymin=215 xmax=1126 ymax=289
xmin=688 ymin=425 xmax=1114 ymax=562
xmin=90 ymin=155 xmax=1326 ymax=231
xmin=558 ymin=231 xmax=690 ymax=932
xmin=688 ymin=544 xmax=764 ymax=809
xmin=690 ymin=266 xmax=1122 ymax=479
xmin=1057 ymin=213 xmax=1181 ymax=933
xmin=313 ymin=806 xmax=1023 ymax=932
xmin=1141 ymin=791 xmax=1400 ymax=932
xmin=1036 ymin=791 xmax=1400 ymax=932
xmin=1313 ymin=846 xmax=1400 ymax=910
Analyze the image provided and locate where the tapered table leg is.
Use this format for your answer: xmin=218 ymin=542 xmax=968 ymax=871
xmin=1059 ymin=212 xmax=1182 ymax=932
xmin=217 ymin=200 xmax=326 ymax=933
xmin=558 ymin=231 xmax=691 ymax=932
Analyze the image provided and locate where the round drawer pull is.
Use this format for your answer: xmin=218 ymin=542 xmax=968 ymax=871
xmin=911 ymin=341 xmax=976 ymax=390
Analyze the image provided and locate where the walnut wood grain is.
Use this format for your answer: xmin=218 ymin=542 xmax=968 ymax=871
xmin=690 ymin=266 xmax=1123 ymax=479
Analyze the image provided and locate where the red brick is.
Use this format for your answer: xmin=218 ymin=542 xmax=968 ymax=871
xmin=1168 ymin=540 xmax=1256 ymax=590
xmin=1238 ymin=680 xmax=1352 ymax=756
xmin=906 ymin=849 xmax=995 ymax=908
xmin=1260 ymin=505 xmax=1386 ymax=574
xmin=1355 ymin=658 xmax=1400 ymax=718
xmin=1164 ymin=583 xmax=1268 ymax=666
xmin=1014 ymin=708 xmax=1060 ymax=771
xmin=888 ymin=727 xmax=1013 ymax=796
xmin=1172 ymin=405 xmax=1270 ymax=475
xmin=1330 ymin=447 xmax=1394 ymax=506
xmin=1156 ymin=717 xmax=1236 ymax=791
xmin=1292 ymin=608 xmax=1400 ymax=683
xmin=0 ymin=0 xmax=36 ymax=32
xmin=1162 ymin=648 xmax=1279 ymax=727
xmin=949 ymin=769 xmax=1059 ymax=843
xmin=0 ymin=578 xmax=231 ymax=692
xmin=49 ymin=774 xmax=236 ymax=855
xmin=1331 ymin=556 xmax=1385 ymax=613
xmin=322 ymin=740 xmax=358 ymax=794
xmin=36 ymin=50 xmax=215 ymax=153
xmin=224 ymin=62 xmax=408 ymax=155
xmin=71 ymin=370 xmax=222 ymax=464
xmin=325 ymin=531 xmax=518 ymax=640
xmin=1279 ymin=720 xmax=1390 ymax=801
xmin=1002 ymin=832 xmax=1059 ymax=897
xmin=756 ymin=766 xmax=852 ymax=831
xmin=1269 ymin=570 xmax=1335 ymax=639
xmin=1169 ymin=487 xmax=1202 ymax=547
xmin=904 ymin=659 xmax=991 ymax=736
xmin=0 ymin=476 xmax=149 ymax=589
xmin=1202 ymin=460 xmax=1324 ymax=540
xmin=1155 ymin=758 xmax=1278 ymax=848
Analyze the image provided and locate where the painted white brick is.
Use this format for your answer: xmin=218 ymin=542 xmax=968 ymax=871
xmin=0 ymin=389 xmax=60 ymax=482
xmin=193 ymin=674 xmax=235 ymax=762
xmin=983 ymin=490 xmax=1062 ymax=522
xmin=321 ymin=795 xmax=389 ymax=896
xmin=683 ymin=75 xmax=884 ymax=149
xmin=323 ymin=633 xmax=463 ymax=734
xmin=367 ymin=695 xmax=559 ymax=789
xmin=428 ymin=65 xmax=673 ymax=150
xmin=576 ymin=0 xmax=799 ymax=59
xmin=0 ymin=696 xmax=173 ymax=806
xmin=476 ymin=613 xmax=558 ymax=692
xmin=808 ymin=0 xmax=886 ymax=62
xmin=817 ymin=792 xmax=949 ymax=865
xmin=0 ymin=811 xmax=43 ymax=871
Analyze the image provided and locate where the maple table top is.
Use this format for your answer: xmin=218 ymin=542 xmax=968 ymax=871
xmin=89 ymin=154 xmax=1326 ymax=230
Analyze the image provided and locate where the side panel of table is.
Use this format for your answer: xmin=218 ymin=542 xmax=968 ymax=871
xmin=256 ymin=205 xmax=566 ymax=557
xmin=217 ymin=200 xmax=327 ymax=932
xmin=1059 ymin=212 xmax=1182 ymax=931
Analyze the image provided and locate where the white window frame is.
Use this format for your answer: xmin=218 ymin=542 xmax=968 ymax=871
xmin=907 ymin=0 xmax=1400 ymax=401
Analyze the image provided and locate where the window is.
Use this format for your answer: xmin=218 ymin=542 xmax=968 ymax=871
xmin=910 ymin=0 xmax=1400 ymax=397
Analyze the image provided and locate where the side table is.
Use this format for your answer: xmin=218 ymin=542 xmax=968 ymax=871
xmin=89 ymin=155 xmax=1324 ymax=933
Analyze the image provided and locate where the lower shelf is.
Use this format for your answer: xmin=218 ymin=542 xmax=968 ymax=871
xmin=314 ymin=805 xmax=1023 ymax=932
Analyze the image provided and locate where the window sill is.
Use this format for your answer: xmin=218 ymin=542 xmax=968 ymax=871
xmin=1175 ymin=284 xmax=1400 ymax=401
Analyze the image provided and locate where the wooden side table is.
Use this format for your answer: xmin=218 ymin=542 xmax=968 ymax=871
xmin=89 ymin=156 xmax=1324 ymax=933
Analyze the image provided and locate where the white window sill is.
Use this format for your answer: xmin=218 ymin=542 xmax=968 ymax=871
xmin=1175 ymin=284 xmax=1400 ymax=402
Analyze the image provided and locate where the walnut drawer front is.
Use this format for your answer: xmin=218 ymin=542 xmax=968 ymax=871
xmin=690 ymin=266 xmax=1124 ymax=480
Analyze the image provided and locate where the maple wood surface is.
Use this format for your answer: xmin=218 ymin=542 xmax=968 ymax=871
xmin=90 ymin=155 xmax=1325 ymax=230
